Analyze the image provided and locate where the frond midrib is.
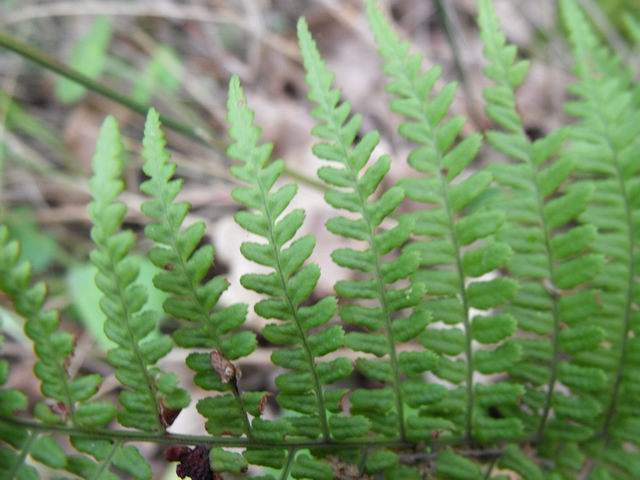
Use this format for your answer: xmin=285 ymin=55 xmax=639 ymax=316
xmin=88 ymin=439 xmax=121 ymax=480
xmin=6 ymin=430 xmax=37 ymax=479
xmin=159 ymin=199 xmax=223 ymax=351
xmin=256 ymin=173 xmax=331 ymax=440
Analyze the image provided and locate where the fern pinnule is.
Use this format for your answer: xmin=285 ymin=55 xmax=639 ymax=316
xmin=89 ymin=116 xmax=188 ymax=434
xmin=140 ymin=108 xmax=259 ymax=439
xmin=367 ymin=1 xmax=520 ymax=446
xmin=562 ymin=0 xmax=640 ymax=475
xmin=298 ymin=17 xmax=440 ymax=453
xmin=478 ymin=0 xmax=606 ymax=451
xmin=226 ymin=75 xmax=357 ymax=459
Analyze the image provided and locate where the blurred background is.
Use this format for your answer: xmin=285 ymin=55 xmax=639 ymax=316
xmin=0 ymin=0 xmax=638 ymax=477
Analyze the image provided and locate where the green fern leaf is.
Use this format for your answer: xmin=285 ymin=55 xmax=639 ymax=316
xmin=478 ymin=0 xmax=606 ymax=449
xmin=226 ymin=75 xmax=351 ymax=445
xmin=89 ymin=116 xmax=188 ymax=434
xmin=366 ymin=0 xmax=519 ymax=444
xmin=140 ymin=108 xmax=257 ymax=437
xmin=299 ymin=16 xmax=432 ymax=443
xmin=561 ymin=0 xmax=640 ymax=475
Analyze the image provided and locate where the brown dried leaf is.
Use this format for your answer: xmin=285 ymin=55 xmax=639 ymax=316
xmin=210 ymin=350 xmax=238 ymax=383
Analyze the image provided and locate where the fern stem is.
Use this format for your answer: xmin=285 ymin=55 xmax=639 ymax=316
xmin=483 ymin=456 xmax=499 ymax=480
xmin=480 ymin=19 xmax=563 ymax=437
xmin=58 ymin=362 xmax=78 ymax=425
xmin=3 ymin=416 xmax=536 ymax=450
xmin=280 ymin=448 xmax=296 ymax=480
xmin=357 ymin=449 xmax=369 ymax=476
xmin=533 ymin=177 xmax=562 ymax=438
xmin=301 ymin=47 xmax=407 ymax=439
xmin=6 ymin=431 xmax=37 ymax=480
xmin=584 ymin=124 xmax=635 ymax=479
xmin=230 ymin=379 xmax=254 ymax=440
xmin=321 ymin=119 xmax=406 ymax=440
xmin=89 ymin=440 xmax=122 ymax=480
xmin=256 ymin=175 xmax=330 ymax=441
xmin=0 ymin=30 xmax=325 ymax=192
xmin=0 ymin=417 xmax=407 ymax=448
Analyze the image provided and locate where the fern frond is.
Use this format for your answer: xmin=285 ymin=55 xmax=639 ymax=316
xmin=366 ymin=1 xmax=520 ymax=444
xmin=478 ymin=0 xmax=606 ymax=448
xmin=89 ymin=116 xmax=188 ymax=434
xmin=226 ymin=76 xmax=354 ymax=456
xmin=561 ymin=0 xmax=640 ymax=476
xmin=298 ymin=17 xmax=435 ymax=451
xmin=140 ymin=108 xmax=258 ymax=438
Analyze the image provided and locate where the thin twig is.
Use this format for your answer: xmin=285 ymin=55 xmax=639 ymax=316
xmin=0 ymin=30 xmax=219 ymax=147
xmin=0 ymin=1 xmax=299 ymax=60
xmin=433 ymin=0 xmax=484 ymax=129
xmin=0 ymin=31 xmax=326 ymax=191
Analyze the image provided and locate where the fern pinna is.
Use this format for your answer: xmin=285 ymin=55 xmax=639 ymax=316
xmin=1 ymin=0 xmax=639 ymax=479
xmin=479 ymin=0 xmax=607 ymax=454
xmin=562 ymin=0 xmax=640 ymax=477
xmin=140 ymin=108 xmax=260 ymax=443
xmin=298 ymin=17 xmax=433 ymax=447
xmin=226 ymin=75 xmax=360 ymax=476
xmin=89 ymin=116 xmax=190 ymax=435
xmin=367 ymin=0 xmax=521 ymax=450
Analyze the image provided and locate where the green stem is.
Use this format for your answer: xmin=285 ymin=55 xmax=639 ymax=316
xmin=1 ymin=416 xmax=536 ymax=449
xmin=89 ymin=440 xmax=122 ymax=480
xmin=279 ymin=448 xmax=296 ymax=480
xmin=152 ymin=183 xmax=253 ymax=438
xmin=1 ymin=417 xmax=405 ymax=448
xmin=0 ymin=30 xmax=213 ymax=147
xmin=397 ymin=75 xmax=474 ymax=441
xmin=347 ymin=162 xmax=407 ymax=441
xmin=7 ymin=431 xmax=37 ymax=480
xmin=0 ymin=30 xmax=325 ymax=191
